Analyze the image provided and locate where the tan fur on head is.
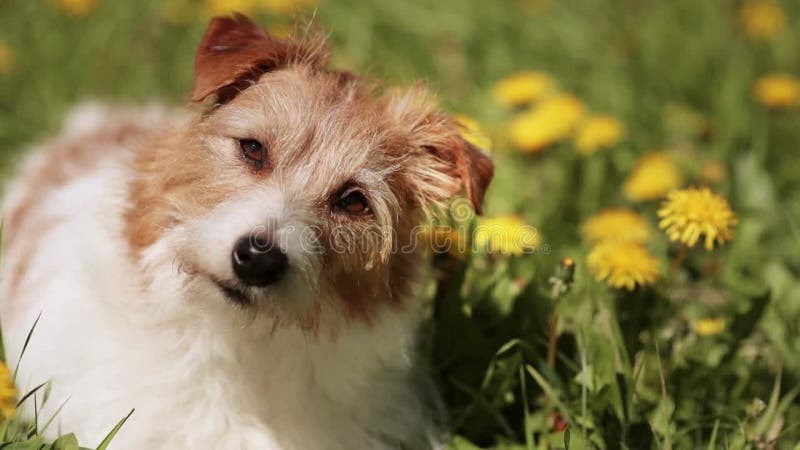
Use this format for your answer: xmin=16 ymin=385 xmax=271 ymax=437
xmin=125 ymin=15 xmax=493 ymax=323
xmin=192 ymin=14 xmax=329 ymax=105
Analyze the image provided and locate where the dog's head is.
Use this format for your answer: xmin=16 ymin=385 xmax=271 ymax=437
xmin=126 ymin=15 xmax=492 ymax=328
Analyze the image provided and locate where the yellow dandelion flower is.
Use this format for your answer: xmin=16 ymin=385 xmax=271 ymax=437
xmin=492 ymin=71 xmax=552 ymax=107
xmin=205 ymin=0 xmax=258 ymax=16
xmin=581 ymin=208 xmax=652 ymax=245
xmin=474 ymin=215 xmax=540 ymax=256
xmin=454 ymin=114 xmax=492 ymax=151
xmin=53 ymin=0 xmax=96 ymax=16
xmin=693 ymin=317 xmax=726 ymax=336
xmin=754 ymin=73 xmax=800 ymax=109
xmin=658 ymin=187 xmax=737 ymax=250
xmin=0 ymin=362 xmax=17 ymax=420
xmin=205 ymin=0 xmax=316 ymax=17
xmin=587 ymin=242 xmax=660 ymax=291
xmin=574 ymin=115 xmax=625 ymax=156
xmin=0 ymin=43 xmax=12 ymax=75
xmin=623 ymin=152 xmax=682 ymax=202
xmin=739 ymin=0 xmax=785 ymax=41
xmin=509 ymin=93 xmax=585 ymax=153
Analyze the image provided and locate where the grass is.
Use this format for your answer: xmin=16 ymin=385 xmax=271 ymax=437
xmin=2 ymin=0 xmax=800 ymax=448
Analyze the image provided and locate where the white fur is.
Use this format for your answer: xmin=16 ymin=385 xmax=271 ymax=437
xmin=0 ymin=105 xmax=442 ymax=449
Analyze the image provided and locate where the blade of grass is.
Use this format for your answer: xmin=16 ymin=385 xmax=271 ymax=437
xmin=13 ymin=312 xmax=42 ymax=381
xmin=40 ymin=396 xmax=71 ymax=436
xmin=96 ymin=409 xmax=134 ymax=450
xmin=707 ymin=419 xmax=720 ymax=450
xmin=525 ymin=364 xmax=572 ymax=424
xmin=15 ymin=381 xmax=48 ymax=408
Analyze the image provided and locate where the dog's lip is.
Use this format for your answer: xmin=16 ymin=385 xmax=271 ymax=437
xmin=210 ymin=277 xmax=251 ymax=306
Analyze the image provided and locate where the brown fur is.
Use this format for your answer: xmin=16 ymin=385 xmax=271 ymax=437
xmin=122 ymin=15 xmax=493 ymax=322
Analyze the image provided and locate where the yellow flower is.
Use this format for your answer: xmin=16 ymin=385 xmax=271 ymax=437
xmin=474 ymin=215 xmax=540 ymax=256
xmin=205 ymin=0 xmax=258 ymax=15
xmin=693 ymin=317 xmax=726 ymax=336
xmin=581 ymin=208 xmax=652 ymax=245
xmin=658 ymin=187 xmax=737 ymax=250
xmin=739 ymin=0 xmax=785 ymax=41
xmin=205 ymin=0 xmax=316 ymax=16
xmin=754 ymin=73 xmax=800 ymax=109
xmin=0 ymin=43 xmax=12 ymax=75
xmin=574 ymin=115 xmax=625 ymax=155
xmin=587 ymin=242 xmax=660 ymax=291
xmin=509 ymin=93 xmax=585 ymax=153
xmin=454 ymin=114 xmax=492 ymax=151
xmin=0 ymin=362 xmax=17 ymax=420
xmin=492 ymin=71 xmax=552 ymax=107
xmin=623 ymin=152 xmax=682 ymax=202
xmin=53 ymin=0 xmax=97 ymax=16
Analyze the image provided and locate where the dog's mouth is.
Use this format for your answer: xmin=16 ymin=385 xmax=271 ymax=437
xmin=210 ymin=278 xmax=252 ymax=306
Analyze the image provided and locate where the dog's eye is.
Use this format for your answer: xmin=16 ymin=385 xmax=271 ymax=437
xmin=239 ymin=139 xmax=265 ymax=169
xmin=335 ymin=188 xmax=370 ymax=215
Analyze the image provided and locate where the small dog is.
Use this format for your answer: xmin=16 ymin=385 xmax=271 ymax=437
xmin=0 ymin=14 xmax=492 ymax=449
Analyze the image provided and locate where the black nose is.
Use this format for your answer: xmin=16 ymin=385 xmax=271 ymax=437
xmin=231 ymin=235 xmax=289 ymax=287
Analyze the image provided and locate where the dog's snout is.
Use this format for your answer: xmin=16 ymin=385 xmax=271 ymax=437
xmin=232 ymin=235 xmax=288 ymax=287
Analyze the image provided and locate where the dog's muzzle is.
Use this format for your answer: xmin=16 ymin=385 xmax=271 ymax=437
xmin=231 ymin=234 xmax=289 ymax=287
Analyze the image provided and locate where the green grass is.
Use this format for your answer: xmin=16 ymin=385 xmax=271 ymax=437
xmin=2 ymin=0 xmax=800 ymax=448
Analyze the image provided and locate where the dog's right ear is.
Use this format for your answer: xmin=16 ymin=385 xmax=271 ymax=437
xmin=192 ymin=14 xmax=328 ymax=105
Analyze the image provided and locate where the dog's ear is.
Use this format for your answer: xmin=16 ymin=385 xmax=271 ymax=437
xmin=398 ymin=108 xmax=494 ymax=215
xmin=192 ymin=14 xmax=328 ymax=104
xmin=423 ymin=123 xmax=494 ymax=214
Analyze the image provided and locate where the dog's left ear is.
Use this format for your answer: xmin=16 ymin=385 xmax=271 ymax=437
xmin=400 ymin=112 xmax=494 ymax=215
xmin=192 ymin=14 xmax=328 ymax=104
xmin=426 ymin=127 xmax=494 ymax=214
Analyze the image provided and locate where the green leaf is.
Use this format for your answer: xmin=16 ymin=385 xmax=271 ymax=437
xmin=52 ymin=434 xmax=79 ymax=450
xmin=447 ymin=435 xmax=482 ymax=450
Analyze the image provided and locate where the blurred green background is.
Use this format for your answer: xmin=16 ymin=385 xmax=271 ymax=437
xmin=2 ymin=0 xmax=800 ymax=448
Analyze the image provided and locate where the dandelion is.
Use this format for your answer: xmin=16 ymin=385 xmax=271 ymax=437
xmin=587 ymin=242 xmax=660 ymax=291
xmin=581 ymin=208 xmax=652 ymax=244
xmin=509 ymin=93 xmax=585 ymax=153
xmin=53 ymin=0 xmax=97 ymax=16
xmin=574 ymin=115 xmax=625 ymax=155
xmin=454 ymin=114 xmax=492 ymax=151
xmin=474 ymin=215 xmax=540 ymax=256
xmin=0 ymin=43 xmax=12 ymax=75
xmin=492 ymin=71 xmax=552 ymax=107
xmin=754 ymin=73 xmax=800 ymax=109
xmin=205 ymin=0 xmax=315 ymax=16
xmin=739 ymin=0 xmax=785 ymax=41
xmin=693 ymin=317 xmax=726 ymax=336
xmin=0 ymin=362 xmax=16 ymax=420
xmin=205 ymin=0 xmax=258 ymax=16
xmin=623 ymin=152 xmax=682 ymax=202
xmin=658 ymin=187 xmax=737 ymax=250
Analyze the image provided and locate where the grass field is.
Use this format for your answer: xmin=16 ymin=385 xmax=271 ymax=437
xmin=2 ymin=0 xmax=800 ymax=448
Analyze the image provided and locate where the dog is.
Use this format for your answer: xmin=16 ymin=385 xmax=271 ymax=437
xmin=0 ymin=14 xmax=492 ymax=449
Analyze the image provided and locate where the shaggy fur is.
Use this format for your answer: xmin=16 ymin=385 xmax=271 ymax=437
xmin=0 ymin=14 xmax=492 ymax=449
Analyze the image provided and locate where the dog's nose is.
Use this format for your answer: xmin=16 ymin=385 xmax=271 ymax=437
xmin=231 ymin=235 xmax=288 ymax=287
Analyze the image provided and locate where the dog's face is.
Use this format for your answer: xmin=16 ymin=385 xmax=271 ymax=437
xmin=125 ymin=15 xmax=492 ymax=328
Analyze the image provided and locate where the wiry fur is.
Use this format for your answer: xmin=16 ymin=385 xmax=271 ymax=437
xmin=0 ymin=15 xmax=492 ymax=450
